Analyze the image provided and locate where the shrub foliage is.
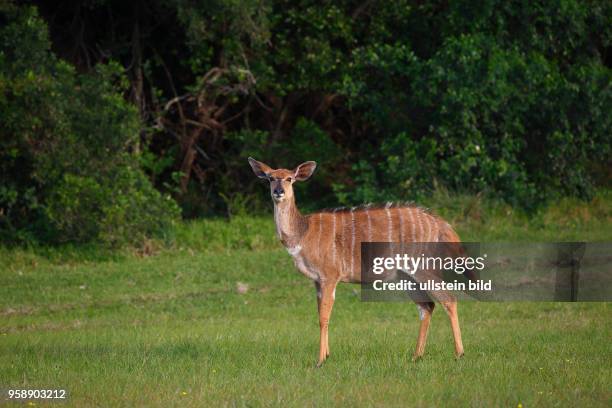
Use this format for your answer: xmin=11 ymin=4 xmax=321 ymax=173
xmin=0 ymin=5 xmax=179 ymax=244
xmin=1 ymin=1 xmax=610 ymax=244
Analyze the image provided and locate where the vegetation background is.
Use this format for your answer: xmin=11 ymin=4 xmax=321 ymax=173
xmin=1 ymin=0 xmax=610 ymax=245
xmin=0 ymin=1 xmax=610 ymax=406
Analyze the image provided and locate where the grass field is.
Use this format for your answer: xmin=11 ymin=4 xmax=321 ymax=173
xmin=1 ymin=192 xmax=611 ymax=406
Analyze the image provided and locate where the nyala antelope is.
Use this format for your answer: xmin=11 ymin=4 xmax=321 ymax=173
xmin=248 ymin=157 xmax=466 ymax=367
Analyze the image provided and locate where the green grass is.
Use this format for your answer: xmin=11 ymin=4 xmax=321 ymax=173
xmin=1 ymin=192 xmax=611 ymax=406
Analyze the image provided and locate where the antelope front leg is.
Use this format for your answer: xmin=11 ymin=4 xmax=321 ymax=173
xmin=314 ymin=282 xmax=329 ymax=358
xmin=316 ymin=282 xmax=336 ymax=367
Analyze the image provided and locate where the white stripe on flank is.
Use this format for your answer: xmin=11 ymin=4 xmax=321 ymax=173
xmin=366 ymin=208 xmax=372 ymax=242
xmin=424 ymin=214 xmax=431 ymax=243
xmin=408 ymin=207 xmax=415 ymax=242
xmin=318 ymin=213 xmax=323 ymax=247
xmin=432 ymin=221 xmax=439 ymax=243
xmin=385 ymin=202 xmax=393 ymax=242
xmin=398 ymin=207 xmax=405 ymax=243
xmin=416 ymin=209 xmax=423 ymax=243
xmin=332 ymin=208 xmax=338 ymax=266
xmin=350 ymin=208 xmax=356 ymax=279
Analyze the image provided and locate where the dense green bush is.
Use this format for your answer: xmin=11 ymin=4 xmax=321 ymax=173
xmin=329 ymin=2 xmax=609 ymax=208
xmin=339 ymin=29 xmax=610 ymax=207
xmin=2 ymin=0 xmax=610 ymax=235
xmin=0 ymin=5 xmax=180 ymax=245
xmin=167 ymin=0 xmax=610 ymax=211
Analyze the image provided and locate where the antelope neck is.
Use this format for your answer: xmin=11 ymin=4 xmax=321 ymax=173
xmin=273 ymin=198 xmax=308 ymax=249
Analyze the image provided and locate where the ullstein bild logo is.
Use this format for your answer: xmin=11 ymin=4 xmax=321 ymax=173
xmin=359 ymin=242 xmax=611 ymax=302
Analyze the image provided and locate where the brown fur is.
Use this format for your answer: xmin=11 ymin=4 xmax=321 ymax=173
xmin=248 ymin=158 xmax=465 ymax=366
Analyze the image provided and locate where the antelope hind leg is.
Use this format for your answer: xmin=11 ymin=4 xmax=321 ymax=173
xmin=413 ymin=302 xmax=435 ymax=361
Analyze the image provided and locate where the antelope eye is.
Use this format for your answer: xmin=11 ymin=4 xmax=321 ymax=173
xmin=286 ymin=177 xmax=292 ymax=182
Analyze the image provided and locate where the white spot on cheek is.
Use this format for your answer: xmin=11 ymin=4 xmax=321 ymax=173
xmin=317 ymin=287 xmax=322 ymax=299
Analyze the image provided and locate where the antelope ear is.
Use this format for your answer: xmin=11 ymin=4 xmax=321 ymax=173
xmin=294 ymin=161 xmax=317 ymax=181
xmin=248 ymin=157 xmax=273 ymax=179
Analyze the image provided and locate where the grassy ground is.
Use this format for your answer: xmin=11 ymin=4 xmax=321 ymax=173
xmin=1 ymin=192 xmax=611 ymax=407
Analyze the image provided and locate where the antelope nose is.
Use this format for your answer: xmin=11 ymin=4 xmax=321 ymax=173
xmin=273 ymin=188 xmax=284 ymax=198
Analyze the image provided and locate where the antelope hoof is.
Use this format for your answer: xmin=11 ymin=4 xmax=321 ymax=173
xmin=412 ymin=354 xmax=423 ymax=362
xmin=316 ymin=358 xmax=326 ymax=368
xmin=455 ymin=351 xmax=464 ymax=360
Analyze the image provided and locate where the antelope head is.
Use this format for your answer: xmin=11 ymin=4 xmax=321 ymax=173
xmin=248 ymin=157 xmax=317 ymax=203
